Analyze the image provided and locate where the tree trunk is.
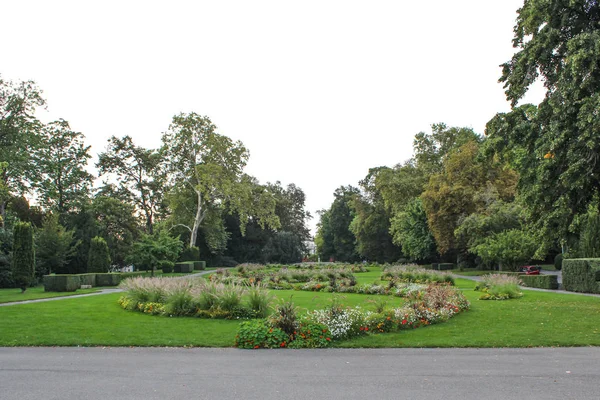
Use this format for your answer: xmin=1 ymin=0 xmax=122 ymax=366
xmin=190 ymin=190 xmax=203 ymax=248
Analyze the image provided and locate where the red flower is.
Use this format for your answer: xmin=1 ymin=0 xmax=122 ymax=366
xmin=280 ymin=342 xmax=286 ymax=347
xmin=326 ymin=338 xmax=331 ymax=341
xmin=402 ymin=319 xmax=407 ymax=325
xmin=254 ymin=345 xmax=259 ymax=349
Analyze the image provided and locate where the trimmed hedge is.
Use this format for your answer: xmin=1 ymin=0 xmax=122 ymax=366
xmin=161 ymin=263 xmax=173 ymax=273
xmin=95 ymin=273 xmax=122 ymax=287
xmin=562 ymin=258 xmax=600 ymax=294
xmin=194 ymin=261 xmax=206 ymax=271
xmin=174 ymin=261 xmax=195 ymax=273
xmin=78 ymin=273 xmax=97 ymax=286
xmin=44 ymin=275 xmax=80 ymax=292
xmin=438 ymin=263 xmax=454 ymax=271
xmin=519 ymin=275 xmax=559 ymax=290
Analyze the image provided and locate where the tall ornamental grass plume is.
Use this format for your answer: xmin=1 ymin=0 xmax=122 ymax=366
xmin=476 ymin=274 xmax=523 ymax=300
xmin=381 ymin=265 xmax=454 ymax=285
xmin=246 ymin=283 xmax=273 ymax=318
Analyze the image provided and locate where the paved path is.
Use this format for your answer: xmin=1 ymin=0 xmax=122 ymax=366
xmin=0 ymin=270 xmax=213 ymax=307
xmin=1 ymin=347 xmax=598 ymax=400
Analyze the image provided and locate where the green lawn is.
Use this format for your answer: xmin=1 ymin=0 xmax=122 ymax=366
xmin=0 ymin=286 xmax=100 ymax=304
xmin=1 ymin=277 xmax=599 ymax=347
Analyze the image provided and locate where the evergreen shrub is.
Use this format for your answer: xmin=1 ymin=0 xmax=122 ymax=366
xmin=12 ymin=222 xmax=35 ymax=291
xmin=88 ymin=236 xmax=110 ymax=273
xmin=43 ymin=275 xmax=80 ymax=292
xmin=562 ymin=258 xmax=600 ymax=294
xmin=519 ymin=275 xmax=559 ymax=290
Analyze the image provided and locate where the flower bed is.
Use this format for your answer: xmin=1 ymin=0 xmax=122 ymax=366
xmin=474 ymin=274 xmax=523 ymax=300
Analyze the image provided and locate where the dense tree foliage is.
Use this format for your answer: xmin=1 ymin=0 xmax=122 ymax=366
xmin=35 ymin=214 xmax=78 ymax=277
xmin=88 ymin=236 xmax=111 ymax=273
xmin=126 ymin=229 xmax=183 ymax=276
xmin=12 ymin=222 xmax=35 ymax=291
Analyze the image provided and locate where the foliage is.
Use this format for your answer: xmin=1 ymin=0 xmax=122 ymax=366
xmin=422 ymin=141 xmax=518 ymax=255
xmin=270 ymin=298 xmax=299 ymax=336
xmin=519 ymin=274 xmax=559 ymax=290
xmin=88 ymin=236 xmax=111 ymax=273
xmin=97 ymin=136 xmax=166 ymax=234
xmin=315 ymin=186 xmax=359 ymax=262
xmin=471 ymin=229 xmax=539 ymax=271
xmin=162 ymin=112 xmax=279 ymax=249
xmin=12 ymin=222 xmax=35 ymax=291
xmin=0 ymin=75 xmax=46 ymax=227
xmin=475 ymin=274 xmax=523 ymax=300
xmin=485 ymin=0 xmax=600 ymax=241
xmin=554 ymin=253 xmax=563 ymax=271
xmin=32 ymin=119 xmax=93 ymax=214
xmin=35 ymin=214 xmax=79 ymax=277
xmin=390 ymin=198 xmax=436 ymax=262
xmin=179 ymin=246 xmax=200 ymax=262
xmin=261 ymin=231 xmax=303 ymax=264
xmin=562 ymin=258 xmax=600 ymax=294
xmin=125 ymin=229 xmax=182 ymax=276
xmin=235 ymin=319 xmax=290 ymax=349
xmin=578 ymin=210 xmax=600 ymax=257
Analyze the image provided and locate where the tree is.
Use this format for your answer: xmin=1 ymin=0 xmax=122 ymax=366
xmin=91 ymin=195 xmax=140 ymax=268
xmin=472 ymin=229 xmax=539 ymax=271
xmin=88 ymin=236 xmax=110 ymax=273
xmin=486 ymin=0 xmax=600 ymax=239
xmin=262 ymin=231 xmax=303 ymax=264
xmin=577 ymin=209 xmax=600 ymax=257
xmin=32 ymin=119 xmax=93 ymax=214
xmin=35 ymin=214 xmax=78 ymax=277
xmin=421 ymin=141 xmax=518 ymax=255
xmin=162 ymin=113 xmax=278 ymax=249
xmin=97 ymin=136 xmax=166 ymax=234
xmin=12 ymin=222 xmax=35 ymax=292
xmin=0 ymin=76 xmax=46 ymax=227
xmin=390 ymin=198 xmax=436 ymax=262
xmin=315 ymin=186 xmax=359 ymax=262
xmin=126 ymin=229 xmax=183 ymax=276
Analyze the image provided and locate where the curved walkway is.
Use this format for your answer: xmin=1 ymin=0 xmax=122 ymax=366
xmin=0 ymin=270 xmax=213 ymax=307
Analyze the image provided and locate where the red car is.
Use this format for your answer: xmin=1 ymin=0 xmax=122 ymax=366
xmin=520 ymin=265 xmax=541 ymax=275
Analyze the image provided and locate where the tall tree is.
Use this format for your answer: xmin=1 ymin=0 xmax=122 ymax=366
xmin=97 ymin=136 xmax=166 ymax=233
xmin=12 ymin=222 xmax=35 ymax=292
xmin=161 ymin=113 xmax=278 ymax=248
xmin=32 ymin=119 xmax=93 ymax=214
xmin=390 ymin=198 xmax=437 ymax=262
xmin=0 ymin=76 xmax=46 ymax=226
xmin=486 ymin=0 xmax=600 ymax=239
xmin=35 ymin=214 xmax=79 ymax=277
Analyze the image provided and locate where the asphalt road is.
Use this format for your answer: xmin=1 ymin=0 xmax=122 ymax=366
xmin=1 ymin=347 xmax=598 ymax=400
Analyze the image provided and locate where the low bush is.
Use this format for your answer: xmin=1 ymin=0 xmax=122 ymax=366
xmin=475 ymin=274 xmax=522 ymax=300
xmin=194 ymin=261 xmax=206 ymax=270
xmin=78 ymin=273 xmax=97 ymax=287
xmin=562 ymin=258 xmax=600 ymax=294
xmin=161 ymin=263 xmax=173 ymax=273
xmin=235 ymin=319 xmax=291 ymax=349
xmin=519 ymin=275 xmax=559 ymax=290
xmin=437 ymin=263 xmax=454 ymax=270
xmin=554 ymin=254 xmax=563 ymax=271
xmin=43 ymin=275 xmax=80 ymax=292
xmin=95 ymin=273 xmax=122 ymax=287
xmin=174 ymin=262 xmax=195 ymax=273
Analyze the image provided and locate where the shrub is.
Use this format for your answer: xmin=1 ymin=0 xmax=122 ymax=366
xmin=194 ymin=261 xmax=206 ymax=270
xmin=562 ymin=258 xmax=600 ymax=294
xmin=161 ymin=261 xmax=173 ymax=273
xmin=270 ymin=299 xmax=299 ymax=336
xmin=437 ymin=263 xmax=454 ymax=270
xmin=12 ymin=222 xmax=35 ymax=291
xmin=246 ymin=284 xmax=273 ymax=318
xmin=174 ymin=261 xmax=195 ymax=273
xmin=43 ymin=275 xmax=80 ymax=292
xmin=554 ymin=254 xmax=563 ymax=271
xmin=235 ymin=320 xmax=289 ymax=349
xmin=179 ymin=246 xmax=200 ymax=262
xmin=88 ymin=236 xmax=110 ymax=273
xmin=95 ymin=273 xmax=121 ymax=287
xmin=288 ymin=321 xmax=332 ymax=348
xmin=164 ymin=289 xmax=195 ymax=316
xmin=215 ymin=285 xmax=244 ymax=313
xmin=519 ymin=275 xmax=559 ymax=290
xmin=475 ymin=274 xmax=523 ymax=300
xmin=78 ymin=273 xmax=97 ymax=286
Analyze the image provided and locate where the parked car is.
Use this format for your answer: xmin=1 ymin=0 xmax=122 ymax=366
xmin=519 ymin=265 xmax=541 ymax=275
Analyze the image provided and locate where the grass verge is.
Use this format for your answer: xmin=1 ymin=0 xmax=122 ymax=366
xmin=0 ymin=286 xmax=100 ymax=304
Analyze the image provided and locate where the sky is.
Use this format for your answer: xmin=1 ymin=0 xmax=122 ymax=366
xmin=1 ymin=0 xmax=544 ymax=235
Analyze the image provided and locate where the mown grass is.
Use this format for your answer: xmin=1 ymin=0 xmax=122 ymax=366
xmin=0 ymin=286 xmax=100 ymax=304
xmin=1 ymin=273 xmax=599 ymax=348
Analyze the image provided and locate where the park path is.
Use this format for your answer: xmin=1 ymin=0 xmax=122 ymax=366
xmin=0 ymin=270 xmax=214 ymax=307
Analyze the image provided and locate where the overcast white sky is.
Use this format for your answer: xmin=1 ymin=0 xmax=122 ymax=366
xmin=2 ymin=0 xmax=543 ymax=235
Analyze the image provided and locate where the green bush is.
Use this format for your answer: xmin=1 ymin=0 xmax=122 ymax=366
xmin=562 ymin=258 xmax=600 ymax=294
xmin=235 ymin=319 xmax=289 ymax=349
xmin=194 ymin=261 xmax=206 ymax=270
xmin=95 ymin=273 xmax=121 ymax=287
xmin=161 ymin=262 xmax=173 ymax=273
xmin=88 ymin=236 xmax=111 ymax=273
xmin=43 ymin=275 xmax=80 ymax=292
xmin=174 ymin=261 xmax=195 ymax=273
xmin=179 ymin=246 xmax=200 ymax=262
xmin=519 ymin=275 xmax=559 ymax=290
xmin=12 ymin=222 xmax=35 ymax=291
xmin=77 ymin=273 xmax=97 ymax=286
xmin=554 ymin=254 xmax=563 ymax=271
xmin=438 ymin=263 xmax=454 ymax=270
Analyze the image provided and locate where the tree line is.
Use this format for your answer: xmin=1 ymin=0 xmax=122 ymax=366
xmin=0 ymin=78 xmax=312 ymax=288
xmin=316 ymin=0 xmax=600 ymax=270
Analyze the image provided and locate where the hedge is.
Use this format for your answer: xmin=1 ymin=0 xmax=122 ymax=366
xmin=562 ymin=258 xmax=600 ymax=294
xmin=43 ymin=275 xmax=81 ymax=292
xmin=161 ymin=263 xmax=173 ymax=273
xmin=194 ymin=261 xmax=206 ymax=271
xmin=78 ymin=273 xmax=97 ymax=286
xmin=174 ymin=262 xmax=195 ymax=273
xmin=438 ymin=263 xmax=454 ymax=271
xmin=519 ymin=275 xmax=559 ymax=290
xmin=95 ymin=273 xmax=123 ymax=287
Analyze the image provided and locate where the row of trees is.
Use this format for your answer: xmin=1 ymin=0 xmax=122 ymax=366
xmin=316 ymin=0 xmax=600 ymax=270
xmin=0 ymin=77 xmax=312 ymax=288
